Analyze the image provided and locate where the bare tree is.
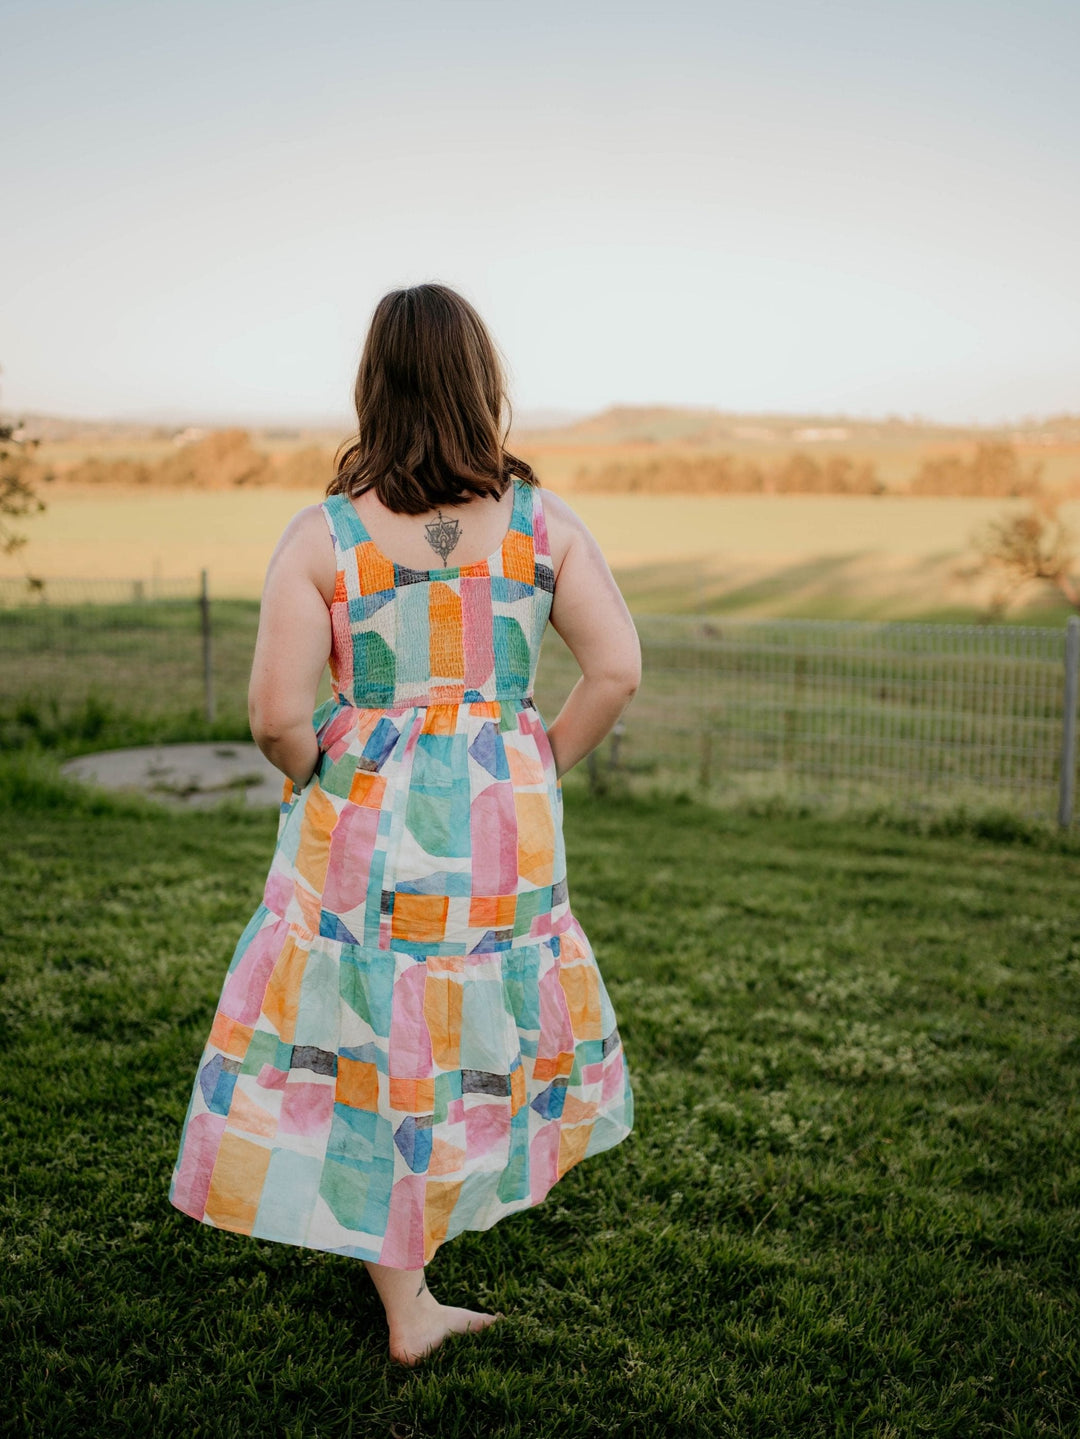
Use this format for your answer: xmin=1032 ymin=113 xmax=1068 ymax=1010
xmin=970 ymin=487 xmax=1080 ymax=617
xmin=0 ymin=370 xmax=50 ymax=583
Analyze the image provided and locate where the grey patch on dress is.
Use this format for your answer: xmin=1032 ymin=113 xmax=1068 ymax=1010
xmin=550 ymin=878 xmax=568 ymax=907
xmin=396 ymin=566 xmax=430 ymax=586
xmin=290 ymin=1045 xmax=338 ymax=1076
xmin=414 ymin=1112 xmax=436 ymax=1128
xmin=533 ymin=563 xmax=555 ymax=593
xmin=602 ymin=1027 xmax=621 ymax=1057
xmin=380 ymin=890 xmax=395 ymax=915
xmin=355 ymin=756 xmax=380 ymax=772
xmin=461 ymin=1069 xmax=511 ymax=1096
xmin=221 ymin=1056 xmax=242 ymax=1075
xmin=493 ymin=927 xmax=514 ymax=942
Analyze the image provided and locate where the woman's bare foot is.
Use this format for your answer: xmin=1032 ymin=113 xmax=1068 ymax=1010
xmin=388 ymin=1298 xmax=504 ymax=1367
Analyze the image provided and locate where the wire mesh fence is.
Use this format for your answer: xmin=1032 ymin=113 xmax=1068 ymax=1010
xmin=0 ymin=575 xmax=259 ymax=742
xmin=2 ymin=578 xmax=1078 ymax=825
xmin=535 ymin=616 xmax=1079 ymax=825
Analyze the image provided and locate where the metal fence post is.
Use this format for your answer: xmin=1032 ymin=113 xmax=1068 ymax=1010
xmin=200 ymin=568 xmax=215 ymax=724
xmin=1057 ymin=614 xmax=1079 ymax=828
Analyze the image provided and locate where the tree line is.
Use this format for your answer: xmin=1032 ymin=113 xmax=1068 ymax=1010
xmin=575 ymin=442 xmax=1058 ymax=498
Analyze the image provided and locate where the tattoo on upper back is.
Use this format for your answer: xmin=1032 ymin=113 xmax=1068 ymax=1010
xmin=424 ymin=509 xmax=462 ymax=565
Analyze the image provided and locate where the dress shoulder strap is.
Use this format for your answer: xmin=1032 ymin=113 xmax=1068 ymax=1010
xmin=320 ymin=492 xmax=371 ymax=554
xmin=528 ymin=481 xmax=552 ymax=564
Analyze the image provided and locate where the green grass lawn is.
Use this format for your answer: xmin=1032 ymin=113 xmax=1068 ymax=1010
xmin=2 ymin=772 xmax=1078 ymax=1437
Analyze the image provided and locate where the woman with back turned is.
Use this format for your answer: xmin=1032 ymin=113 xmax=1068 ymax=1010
xmin=169 ymin=283 xmax=640 ymax=1365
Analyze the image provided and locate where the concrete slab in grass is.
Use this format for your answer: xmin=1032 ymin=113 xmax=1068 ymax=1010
xmin=61 ymin=743 xmax=285 ymax=809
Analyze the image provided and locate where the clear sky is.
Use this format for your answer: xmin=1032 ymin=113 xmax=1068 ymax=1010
xmin=2 ymin=0 xmax=1077 ymax=426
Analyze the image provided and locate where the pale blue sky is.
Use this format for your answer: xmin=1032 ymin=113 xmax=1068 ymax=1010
xmin=2 ymin=0 xmax=1077 ymax=425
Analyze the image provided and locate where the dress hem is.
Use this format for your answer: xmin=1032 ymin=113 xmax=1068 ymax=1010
xmin=167 ymin=1118 xmax=633 ymax=1270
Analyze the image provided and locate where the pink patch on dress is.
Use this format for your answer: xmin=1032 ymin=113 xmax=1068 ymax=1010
xmin=171 ymin=1110 xmax=227 ymax=1218
xmin=220 ymin=917 xmax=290 ymax=1026
xmin=446 ymin=1097 xmax=466 ymax=1125
xmin=461 ymin=577 xmax=494 ymax=691
xmin=529 ymin=1121 xmax=561 ymax=1202
xmin=470 ymin=782 xmax=519 ymax=894
xmin=322 ymin=803 xmax=379 ymax=914
xmin=279 ymin=1081 xmax=335 ymax=1137
xmin=320 ymin=703 xmax=356 ymax=757
xmin=378 ymin=1172 xmax=427 ymax=1268
xmin=256 ymin=1064 xmax=289 ymax=1091
xmin=263 ymin=868 xmax=293 ymax=916
xmin=601 ymin=1050 xmax=625 ymax=1101
xmin=388 ymin=964 xmax=434 ymax=1079
xmin=330 ymin=609 xmax=353 ymax=695
xmin=581 ymin=1061 xmax=605 ymax=1086
xmin=534 ymin=964 xmax=576 ymax=1068
xmin=464 ymin=1100 xmax=511 ymax=1158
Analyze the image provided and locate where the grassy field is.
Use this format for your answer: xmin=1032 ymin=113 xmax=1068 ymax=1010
xmin=2 ymin=484 xmax=1076 ymax=622
xmin=1 ymin=763 xmax=1077 ymax=1437
xmin=2 ymin=599 xmax=1074 ymax=826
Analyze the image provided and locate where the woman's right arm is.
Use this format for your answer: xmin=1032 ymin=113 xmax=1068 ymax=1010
xmin=541 ymin=490 xmax=641 ymax=779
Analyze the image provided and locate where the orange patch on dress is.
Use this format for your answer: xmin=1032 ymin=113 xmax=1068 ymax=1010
xmin=428 ymin=1138 xmax=467 ymax=1176
xmin=561 ymin=1093 xmax=599 ymax=1125
xmin=514 ymin=790 xmax=554 ymax=886
xmin=423 ymin=974 xmax=463 ymax=1071
xmin=294 ymin=786 xmax=339 ymax=892
xmin=355 ymin=541 xmax=395 ymax=596
xmin=468 ymin=894 xmax=517 ymax=929
xmin=429 ymin=582 xmax=464 ymax=680
xmin=203 ymin=1132 xmax=272 ymax=1233
xmin=501 ymin=529 xmax=534 ymax=583
xmin=532 ymin=1051 xmax=575 ymax=1082
xmin=209 ymin=1012 xmax=254 ymax=1058
xmin=389 ymin=1076 xmax=435 ymax=1112
xmin=293 ymin=883 xmax=321 ymax=936
xmin=391 ymin=892 xmax=449 ymax=943
xmin=506 ymin=745 xmax=545 ymax=786
xmin=558 ymin=962 xmax=603 ymax=1040
xmin=337 ymin=1057 xmax=379 ymax=1110
xmin=348 ymin=770 xmax=387 ymax=808
xmin=421 ymin=704 xmax=458 ymax=735
xmin=424 ymin=1177 xmax=465 ymax=1255
xmin=262 ymin=933 xmax=308 ymax=1043
xmin=228 ymin=1087 xmax=278 ymax=1139
xmin=557 ymin=1121 xmax=593 ymax=1178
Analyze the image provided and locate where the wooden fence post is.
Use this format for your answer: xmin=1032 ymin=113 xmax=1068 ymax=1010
xmin=200 ymin=569 xmax=215 ymax=725
xmin=1058 ymin=614 xmax=1079 ymax=828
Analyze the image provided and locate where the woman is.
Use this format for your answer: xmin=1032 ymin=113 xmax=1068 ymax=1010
xmin=169 ymin=283 xmax=640 ymax=1366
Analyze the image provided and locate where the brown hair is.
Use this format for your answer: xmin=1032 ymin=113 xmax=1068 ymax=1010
xmin=327 ymin=283 xmax=537 ymax=514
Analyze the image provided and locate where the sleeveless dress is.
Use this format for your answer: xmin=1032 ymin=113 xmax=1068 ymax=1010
xmin=168 ymin=477 xmax=634 ymax=1268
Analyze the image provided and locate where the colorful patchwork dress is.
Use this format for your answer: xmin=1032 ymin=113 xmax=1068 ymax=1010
xmin=169 ymin=477 xmax=634 ymax=1268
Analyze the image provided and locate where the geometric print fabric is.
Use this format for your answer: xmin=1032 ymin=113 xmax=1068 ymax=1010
xmin=169 ymin=477 xmax=634 ymax=1267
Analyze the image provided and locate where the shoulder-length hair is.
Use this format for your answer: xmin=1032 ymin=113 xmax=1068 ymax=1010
xmin=327 ymin=283 xmax=538 ymax=514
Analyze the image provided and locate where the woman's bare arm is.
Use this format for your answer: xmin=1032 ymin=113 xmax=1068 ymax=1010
xmin=542 ymin=491 xmax=641 ymax=778
xmin=247 ymin=506 xmax=336 ymax=788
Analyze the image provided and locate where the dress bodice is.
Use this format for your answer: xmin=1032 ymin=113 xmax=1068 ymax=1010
xmin=319 ymin=478 xmax=554 ymax=711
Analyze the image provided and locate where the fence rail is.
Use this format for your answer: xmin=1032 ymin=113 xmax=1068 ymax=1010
xmin=2 ymin=577 xmax=1078 ymax=825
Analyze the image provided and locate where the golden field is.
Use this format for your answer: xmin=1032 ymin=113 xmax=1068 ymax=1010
xmin=3 ymin=484 xmax=1077 ymax=621
xmin=5 ymin=406 xmax=1080 ymax=619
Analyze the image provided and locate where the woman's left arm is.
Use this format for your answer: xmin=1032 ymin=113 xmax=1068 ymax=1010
xmin=247 ymin=506 xmax=336 ymax=789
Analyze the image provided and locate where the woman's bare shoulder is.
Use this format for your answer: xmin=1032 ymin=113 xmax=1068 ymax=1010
xmin=264 ymin=503 xmax=336 ymax=601
xmin=536 ymin=487 xmax=594 ymax=573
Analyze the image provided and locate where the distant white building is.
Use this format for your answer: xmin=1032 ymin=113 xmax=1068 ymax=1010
xmin=171 ymin=426 xmax=208 ymax=447
xmin=792 ymin=427 xmax=850 ymax=442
